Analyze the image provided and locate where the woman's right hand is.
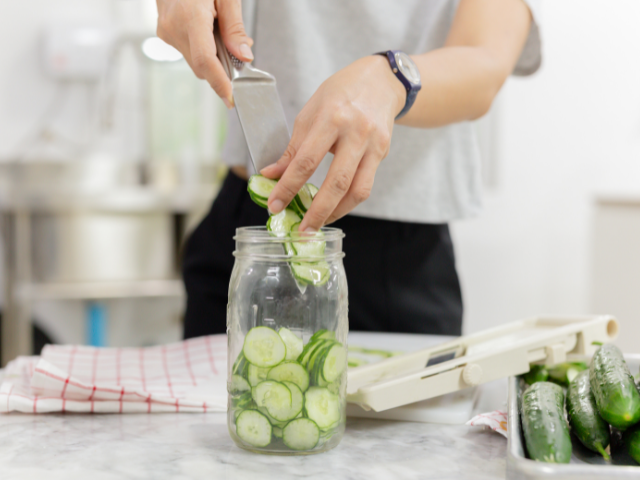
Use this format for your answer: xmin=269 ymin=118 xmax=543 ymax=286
xmin=156 ymin=0 xmax=253 ymax=108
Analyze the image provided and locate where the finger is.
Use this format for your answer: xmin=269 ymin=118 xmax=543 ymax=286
xmin=299 ymin=139 xmax=367 ymax=232
xmin=217 ymin=0 xmax=254 ymax=62
xmin=267 ymin=124 xmax=336 ymax=215
xmin=188 ymin=12 xmax=234 ymax=107
xmin=324 ymin=153 xmax=379 ymax=225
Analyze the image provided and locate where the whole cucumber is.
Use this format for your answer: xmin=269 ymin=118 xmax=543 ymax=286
xmin=589 ymin=343 xmax=640 ymax=429
xmin=623 ymin=424 xmax=640 ymax=464
xmin=566 ymin=370 xmax=610 ymax=459
xmin=521 ymin=381 xmax=572 ymax=463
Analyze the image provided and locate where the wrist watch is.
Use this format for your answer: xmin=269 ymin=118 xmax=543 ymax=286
xmin=376 ymin=50 xmax=422 ymax=119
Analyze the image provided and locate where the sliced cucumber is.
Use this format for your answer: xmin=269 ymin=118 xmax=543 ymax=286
xmin=307 ymin=183 xmax=319 ymax=199
xmin=304 ymin=387 xmax=341 ymax=431
xmin=322 ymin=343 xmax=347 ymax=383
xmin=248 ymin=364 xmax=271 ymax=387
xmin=299 ymin=339 xmax=332 ymax=369
xmin=232 ymin=352 xmax=249 ymax=377
xmin=268 ymin=362 xmax=310 ymax=392
xmin=230 ymin=374 xmax=251 ymax=395
xmin=236 ymin=409 xmax=272 ymax=447
xmin=283 ymin=418 xmax=320 ymax=451
xmin=291 ymin=261 xmax=330 ymax=286
xmin=310 ymin=330 xmax=336 ymax=343
xmin=273 ymin=426 xmax=283 ymax=439
xmin=290 ymin=223 xmax=326 ymax=258
xmin=243 ymin=326 xmax=286 ymax=368
xmin=282 ymin=381 xmax=304 ymax=419
xmin=252 ymin=381 xmax=295 ymax=422
xmin=294 ymin=184 xmax=315 ymax=213
xmin=248 ymin=175 xmax=278 ymax=200
xmin=231 ymin=391 xmax=254 ymax=409
xmin=258 ymin=407 xmax=287 ymax=428
xmin=279 ymin=327 xmax=304 ymax=361
xmin=267 ymin=209 xmax=301 ymax=237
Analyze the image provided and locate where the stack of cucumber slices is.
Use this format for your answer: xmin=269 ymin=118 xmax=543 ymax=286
xmin=230 ymin=326 xmax=347 ymax=451
xmin=248 ymin=175 xmax=329 ymax=286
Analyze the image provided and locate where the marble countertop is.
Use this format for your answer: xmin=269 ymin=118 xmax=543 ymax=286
xmin=0 ymin=333 xmax=510 ymax=480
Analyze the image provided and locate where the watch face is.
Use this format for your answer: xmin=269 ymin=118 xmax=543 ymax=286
xmin=394 ymin=52 xmax=421 ymax=85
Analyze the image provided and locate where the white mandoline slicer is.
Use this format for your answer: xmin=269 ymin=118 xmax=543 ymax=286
xmin=347 ymin=315 xmax=619 ymax=412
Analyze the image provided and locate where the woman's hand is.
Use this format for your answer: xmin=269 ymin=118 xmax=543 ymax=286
xmin=156 ymin=0 xmax=253 ymax=108
xmin=261 ymin=55 xmax=406 ymax=231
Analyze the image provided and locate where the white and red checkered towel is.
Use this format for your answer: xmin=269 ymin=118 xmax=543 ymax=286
xmin=0 ymin=335 xmax=228 ymax=414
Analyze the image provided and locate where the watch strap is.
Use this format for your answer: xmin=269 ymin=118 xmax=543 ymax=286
xmin=376 ymin=51 xmax=420 ymax=119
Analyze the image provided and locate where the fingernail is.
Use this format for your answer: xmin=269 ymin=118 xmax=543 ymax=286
xmin=304 ymin=227 xmax=317 ymax=233
xmin=239 ymin=44 xmax=254 ymax=61
xmin=269 ymin=199 xmax=284 ymax=214
xmin=222 ymin=97 xmax=233 ymax=109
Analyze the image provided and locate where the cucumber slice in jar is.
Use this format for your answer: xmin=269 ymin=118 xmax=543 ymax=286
xmin=291 ymin=261 xmax=330 ymax=286
xmin=322 ymin=343 xmax=347 ymax=383
xmin=236 ymin=410 xmax=272 ymax=447
xmin=283 ymin=418 xmax=320 ymax=451
xmin=230 ymin=374 xmax=251 ymax=395
xmin=232 ymin=391 xmax=254 ymax=410
xmin=307 ymin=183 xmax=319 ymax=199
xmin=248 ymin=364 xmax=271 ymax=387
xmin=282 ymin=381 xmax=304 ymax=418
xmin=252 ymin=381 xmax=294 ymax=422
xmin=243 ymin=326 xmax=286 ymax=368
xmin=279 ymin=328 xmax=304 ymax=361
xmin=232 ymin=352 xmax=249 ymax=377
xmin=248 ymin=175 xmax=278 ymax=201
xmin=268 ymin=362 xmax=310 ymax=392
xmin=290 ymin=223 xmax=325 ymax=258
xmin=267 ymin=209 xmax=301 ymax=237
xmin=304 ymin=387 xmax=341 ymax=431
xmin=273 ymin=426 xmax=283 ymax=439
xmin=310 ymin=330 xmax=336 ymax=343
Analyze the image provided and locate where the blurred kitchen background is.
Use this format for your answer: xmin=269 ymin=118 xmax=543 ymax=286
xmin=0 ymin=0 xmax=639 ymax=366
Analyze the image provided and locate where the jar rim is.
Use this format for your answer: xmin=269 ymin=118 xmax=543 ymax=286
xmin=234 ymin=226 xmax=345 ymax=242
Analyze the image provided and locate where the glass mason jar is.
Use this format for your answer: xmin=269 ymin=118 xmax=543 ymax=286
xmin=227 ymin=226 xmax=348 ymax=455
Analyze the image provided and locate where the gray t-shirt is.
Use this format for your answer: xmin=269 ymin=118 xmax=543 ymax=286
xmin=222 ymin=0 xmax=541 ymax=224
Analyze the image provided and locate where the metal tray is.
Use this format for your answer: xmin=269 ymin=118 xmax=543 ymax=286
xmin=507 ymin=354 xmax=640 ymax=479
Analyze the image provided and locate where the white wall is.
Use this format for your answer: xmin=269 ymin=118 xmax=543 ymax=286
xmin=454 ymin=0 xmax=640 ymax=335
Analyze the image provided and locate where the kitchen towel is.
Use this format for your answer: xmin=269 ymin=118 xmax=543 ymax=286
xmin=0 ymin=335 xmax=228 ymax=414
xmin=466 ymin=410 xmax=508 ymax=438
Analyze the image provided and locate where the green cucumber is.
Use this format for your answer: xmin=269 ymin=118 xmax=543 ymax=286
xmin=321 ymin=343 xmax=347 ymax=383
xmin=291 ymin=261 xmax=330 ymax=286
xmin=520 ymin=382 xmax=571 ymax=463
xmin=267 ymin=362 xmax=310 ymax=392
xmin=523 ymin=365 xmax=549 ymax=385
xmin=548 ymin=362 xmax=588 ymax=386
xmin=267 ymin=209 xmax=301 ymax=237
xmin=566 ymin=370 xmax=610 ymax=459
xmin=232 ymin=352 xmax=249 ymax=377
xmin=229 ymin=374 xmax=251 ymax=395
xmin=236 ymin=409 xmax=272 ymax=447
xmin=290 ymin=222 xmax=326 ymax=258
xmin=589 ymin=343 xmax=640 ymax=429
xmin=283 ymin=418 xmax=320 ymax=451
xmin=243 ymin=326 xmax=286 ymax=368
xmin=248 ymin=175 xmax=277 ymax=200
xmin=248 ymin=364 xmax=271 ymax=387
xmin=623 ymin=424 xmax=640 ymax=464
xmin=294 ymin=184 xmax=315 ymax=213
xmin=304 ymin=386 xmax=341 ymax=431
xmin=252 ymin=381 xmax=294 ymax=422
xmin=309 ymin=329 xmax=336 ymax=343
xmin=278 ymin=328 xmax=304 ymax=361
xmin=231 ymin=391 xmax=254 ymax=410
xmin=273 ymin=426 xmax=283 ymax=439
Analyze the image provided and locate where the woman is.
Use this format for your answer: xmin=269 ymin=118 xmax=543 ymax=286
xmin=156 ymin=0 xmax=541 ymax=338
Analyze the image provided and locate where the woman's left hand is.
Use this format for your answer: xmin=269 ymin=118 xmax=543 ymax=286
xmin=260 ymin=55 xmax=406 ymax=231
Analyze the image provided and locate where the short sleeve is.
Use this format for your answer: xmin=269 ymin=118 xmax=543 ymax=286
xmin=513 ymin=0 xmax=542 ymax=76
